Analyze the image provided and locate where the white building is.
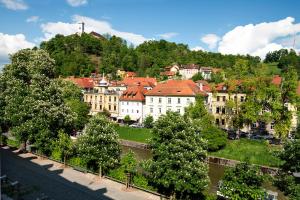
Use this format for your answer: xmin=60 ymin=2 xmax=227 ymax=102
xmin=199 ymin=67 xmax=222 ymax=80
xmin=119 ymin=86 xmax=148 ymax=123
xmin=144 ymin=80 xmax=207 ymax=121
xmin=179 ymin=64 xmax=199 ymax=79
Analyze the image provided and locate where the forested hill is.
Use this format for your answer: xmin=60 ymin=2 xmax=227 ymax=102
xmin=40 ymin=32 xmax=262 ymax=78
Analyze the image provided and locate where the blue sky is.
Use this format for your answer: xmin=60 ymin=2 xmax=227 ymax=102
xmin=1 ymin=0 xmax=300 ymax=67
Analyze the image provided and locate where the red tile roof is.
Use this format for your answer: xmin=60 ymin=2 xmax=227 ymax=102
xmin=195 ymin=80 xmax=211 ymax=92
xmin=145 ymin=80 xmax=206 ymax=96
xmin=215 ymin=80 xmax=243 ymax=92
xmin=119 ymin=86 xmax=147 ymax=102
xmin=121 ymin=77 xmax=157 ymax=88
xmin=65 ymin=77 xmax=94 ymax=89
xmin=125 ymin=71 xmax=137 ymax=77
xmin=272 ymin=75 xmax=282 ymax=85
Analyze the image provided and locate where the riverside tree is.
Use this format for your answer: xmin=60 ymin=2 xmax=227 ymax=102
xmin=77 ymin=114 xmax=121 ymax=177
xmin=54 ymin=130 xmax=73 ymax=166
xmin=219 ymin=162 xmax=265 ymax=200
xmin=1 ymin=49 xmax=75 ymax=152
xmin=148 ymin=111 xmax=209 ymax=199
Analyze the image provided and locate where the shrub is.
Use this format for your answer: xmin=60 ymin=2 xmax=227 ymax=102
xmin=7 ymin=139 xmax=20 ymax=148
xmin=143 ymin=115 xmax=154 ymax=128
xmin=201 ymin=126 xmax=227 ymax=151
xmin=108 ymin=167 xmax=126 ymax=182
xmin=0 ymin=134 xmax=7 ymax=146
xmin=50 ymin=148 xmax=62 ymax=161
xmin=68 ymin=157 xmax=87 ymax=168
xmin=133 ymin=174 xmax=154 ymax=191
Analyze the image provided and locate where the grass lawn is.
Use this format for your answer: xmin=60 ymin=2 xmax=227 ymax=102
xmin=209 ymin=139 xmax=283 ymax=167
xmin=115 ymin=125 xmax=153 ymax=143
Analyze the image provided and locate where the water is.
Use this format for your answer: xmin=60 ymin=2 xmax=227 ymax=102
xmin=121 ymin=145 xmax=287 ymax=200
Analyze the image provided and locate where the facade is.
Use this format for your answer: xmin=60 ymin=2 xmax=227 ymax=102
xmin=179 ymin=64 xmax=200 ymax=79
xmin=199 ymin=67 xmax=222 ymax=80
xmin=119 ymin=86 xmax=147 ymax=123
xmin=144 ymin=80 xmax=207 ymax=121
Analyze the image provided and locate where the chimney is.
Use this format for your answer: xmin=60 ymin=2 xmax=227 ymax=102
xmin=199 ymin=82 xmax=203 ymax=91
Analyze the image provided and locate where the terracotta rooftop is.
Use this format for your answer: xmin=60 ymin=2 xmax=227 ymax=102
xmin=195 ymin=80 xmax=211 ymax=92
xmin=65 ymin=77 xmax=94 ymax=89
xmin=145 ymin=80 xmax=207 ymax=96
xmin=121 ymin=77 xmax=157 ymax=88
xmin=180 ymin=64 xmax=199 ymax=70
xmin=125 ymin=71 xmax=137 ymax=77
xmin=215 ymin=80 xmax=243 ymax=92
xmin=120 ymin=86 xmax=147 ymax=102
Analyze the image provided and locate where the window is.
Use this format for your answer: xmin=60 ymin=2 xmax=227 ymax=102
xmin=221 ymin=119 xmax=225 ymax=125
xmin=150 ymin=107 xmax=153 ymax=113
xmin=187 ymin=98 xmax=190 ymax=104
xmin=159 ymin=98 xmax=162 ymax=103
xmin=216 ymin=119 xmax=220 ymax=125
xmin=271 ymin=122 xmax=275 ymax=130
xmin=109 ymin=105 xmax=111 ymax=110
xmin=167 ymin=107 xmax=172 ymax=111
xmin=109 ymin=96 xmax=111 ymax=102
xmin=159 ymin=108 xmax=161 ymax=113
xmin=95 ymin=96 xmax=97 ymax=101
xmin=150 ymin=98 xmax=153 ymax=103
xmin=100 ymin=96 xmax=102 ymax=102
xmin=137 ymin=110 xmax=139 ymax=113
xmin=216 ymin=107 xmax=220 ymax=114
xmin=217 ymin=96 xmax=220 ymax=101
xmin=223 ymin=96 xmax=226 ymax=102
xmin=177 ymin=108 xmax=181 ymax=113
xmin=127 ymin=109 xmax=129 ymax=113
xmin=177 ymin=98 xmax=181 ymax=104
xmin=122 ymin=109 xmax=124 ymax=112
xmin=127 ymin=102 xmax=129 ymax=105
xmin=234 ymin=96 xmax=237 ymax=102
xmin=222 ymin=107 xmax=226 ymax=114
xmin=100 ymin=105 xmax=102 ymax=110
xmin=114 ymin=96 xmax=117 ymax=101
xmin=241 ymin=96 xmax=245 ymax=102
xmin=132 ymin=109 xmax=134 ymax=113
xmin=94 ymin=104 xmax=97 ymax=109
xmin=114 ymin=105 xmax=116 ymax=111
xmin=168 ymin=98 xmax=171 ymax=104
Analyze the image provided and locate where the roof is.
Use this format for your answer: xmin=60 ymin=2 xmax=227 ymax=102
xmin=160 ymin=71 xmax=176 ymax=76
xmin=180 ymin=64 xmax=199 ymax=70
xmin=125 ymin=71 xmax=137 ymax=77
xmin=195 ymin=80 xmax=211 ymax=92
xmin=121 ymin=77 xmax=157 ymax=88
xmin=120 ymin=86 xmax=147 ymax=102
xmin=145 ymin=80 xmax=207 ymax=96
xmin=65 ymin=77 xmax=94 ymax=89
xmin=90 ymin=31 xmax=106 ymax=40
xmin=215 ymin=80 xmax=243 ymax=92
xmin=272 ymin=75 xmax=300 ymax=95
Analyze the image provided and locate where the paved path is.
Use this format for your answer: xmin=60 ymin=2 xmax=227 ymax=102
xmin=1 ymin=147 xmax=160 ymax=200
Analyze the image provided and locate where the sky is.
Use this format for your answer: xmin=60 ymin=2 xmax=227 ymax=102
xmin=1 ymin=0 xmax=300 ymax=68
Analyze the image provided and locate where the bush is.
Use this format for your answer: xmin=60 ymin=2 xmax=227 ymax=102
xmin=7 ymin=139 xmax=20 ymax=148
xmin=143 ymin=115 xmax=154 ymax=128
xmin=0 ymin=134 xmax=7 ymax=146
xmin=133 ymin=174 xmax=154 ymax=191
xmin=50 ymin=148 xmax=62 ymax=161
xmin=201 ymin=126 xmax=227 ymax=151
xmin=108 ymin=167 xmax=126 ymax=182
xmin=68 ymin=157 xmax=87 ymax=168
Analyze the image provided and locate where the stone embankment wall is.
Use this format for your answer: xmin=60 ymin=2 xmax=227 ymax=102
xmin=119 ymin=139 xmax=150 ymax=149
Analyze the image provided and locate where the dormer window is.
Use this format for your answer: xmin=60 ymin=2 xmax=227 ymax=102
xmin=222 ymin=86 xmax=227 ymax=90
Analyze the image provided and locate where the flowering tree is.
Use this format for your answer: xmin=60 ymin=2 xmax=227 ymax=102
xmin=77 ymin=114 xmax=121 ymax=177
xmin=148 ymin=111 xmax=209 ymax=199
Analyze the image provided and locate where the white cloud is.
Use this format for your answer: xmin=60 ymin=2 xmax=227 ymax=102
xmin=0 ymin=33 xmax=35 ymax=67
xmin=26 ymin=16 xmax=39 ymax=23
xmin=217 ymin=17 xmax=300 ymax=58
xmin=201 ymin=34 xmax=220 ymax=49
xmin=157 ymin=32 xmax=178 ymax=39
xmin=191 ymin=46 xmax=205 ymax=51
xmin=40 ymin=15 xmax=149 ymax=46
xmin=66 ymin=0 xmax=87 ymax=7
xmin=0 ymin=0 xmax=28 ymax=10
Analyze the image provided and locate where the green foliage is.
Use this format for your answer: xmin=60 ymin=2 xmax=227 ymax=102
xmin=278 ymin=139 xmax=300 ymax=173
xmin=191 ymin=72 xmax=204 ymax=82
xmin=108 ymin=167 xmax=126 ymax=182
xmin=53 ymin=130 xmax=73 ymax=163
xmin=143 ymin=115 xmax=154 ymax=128
xmin=210 ymin=72 xmax=224 ymax=84
xmin=66 ymin=99 xmax=90 ymax=130
xmin=121 ymin=150 xmax=137 ymax=174
xmin=77 ymin=114 xmax=121 ymax=174
xmin=115 ymin=125 xmax=152 ymax=143
xmin=132 ymin=174 xmax=155 ymax=191
xmin=149 ymin=111 xmax=209 ymax=198
xmin=123 ymin=115 xmax=131 ymax=124
xmin=185 ymin=96 xmax=226 ymax=151
xmin=50 ymin=148 xmax=62 ymax=161
xmin=67 ymin=157 xmax=87 ymax=168
xmin=220 ymin=162 xmax=265 ymax=200
xmin=0 ymin=134 xmax=7 ymax=146
xmin=6 ymin=138 xmax=20 ymax=148
xmin=210 ymin=139 xmax=283 ymax=167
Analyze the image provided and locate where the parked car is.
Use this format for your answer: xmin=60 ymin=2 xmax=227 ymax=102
xmin=129 ymin=123 xmax=143 ymax=128
xmin=268 ymin=138 xmax=281 ymax=145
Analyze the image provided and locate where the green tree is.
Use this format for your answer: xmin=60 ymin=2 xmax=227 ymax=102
xmin=191 ymin=72 xmax=204 ymax=82
xmin=124 ymin=115 xmax=131 ymax=124
xmin=53 ymin=130 xmax=73 ymax=166
xmin=121 ymin=150 xmax=137 ymax=188
xmin=143 ymin=115 xmax=154 ymax=128
xmin=149 ymin=112 xmax=209 ymax=199
xmin=219 ymin=162 xmax=265 ymax=200
xmin=77 ymin=114 xmax=121 ymax=177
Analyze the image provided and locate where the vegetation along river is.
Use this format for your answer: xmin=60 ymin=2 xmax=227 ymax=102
xmin=121 ymin=145 xmax=287 ymax=200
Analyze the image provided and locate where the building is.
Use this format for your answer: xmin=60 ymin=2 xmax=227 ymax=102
xmin=144 ymin=80 xmax=207 ymax=121
xmin=179 ymin=64 xmax=200 ymax=79
xmin=120 ymin=77 xmax=157 ymax=90
xmin=119 ymin=86 xmax=148 ymax=123
xmin=65 ymin=77 xmax=94 ymax=92
xmin=199 ymin=67 xmax=222 ymax=80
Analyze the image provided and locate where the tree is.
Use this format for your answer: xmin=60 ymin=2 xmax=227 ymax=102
xmin=121 ymin=150 xmax=137 ymax=188
xmin=2 ymin=49 xmax=75 ymax=152
xmin=148 ymin=112 xmax=209 ymax=199
xmin=191 ymin=72 xmax=204 ymax=82
xmin=143 ymin=115 xmax=154 ymax=128
xmin=219 ymin=162 xmax=265 ymax=200
xmin=53 ymin=130 xmax=73 ymax=167
xmin=77 ymin=114 xmax=121 ymax=177
xmin=124 ymin=115 xmax=131 ymax=124
xmin=185 ymin=96 xmax=226 ymax=151
xmin=210 ymin=71 xmax=224 ymax=84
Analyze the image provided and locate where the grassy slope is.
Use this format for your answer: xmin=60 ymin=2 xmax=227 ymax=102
xmin=209 ymin=139 xmax=283 ymax=167
xmin=115 ymin=126 xmax=153 ymax=143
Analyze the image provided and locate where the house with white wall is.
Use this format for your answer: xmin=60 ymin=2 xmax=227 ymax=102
xmin=143 ymin=80 xmax=207 ymax=121
xmin=179 ymin=64 xmax=200 ymax=79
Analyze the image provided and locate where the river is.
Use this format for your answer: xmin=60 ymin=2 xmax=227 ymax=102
xmin=121 ymin=145 xmax=287 ymax=199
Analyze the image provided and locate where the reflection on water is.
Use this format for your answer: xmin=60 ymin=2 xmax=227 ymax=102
xmin=121 ymin=145 xmax=287 ymax=200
